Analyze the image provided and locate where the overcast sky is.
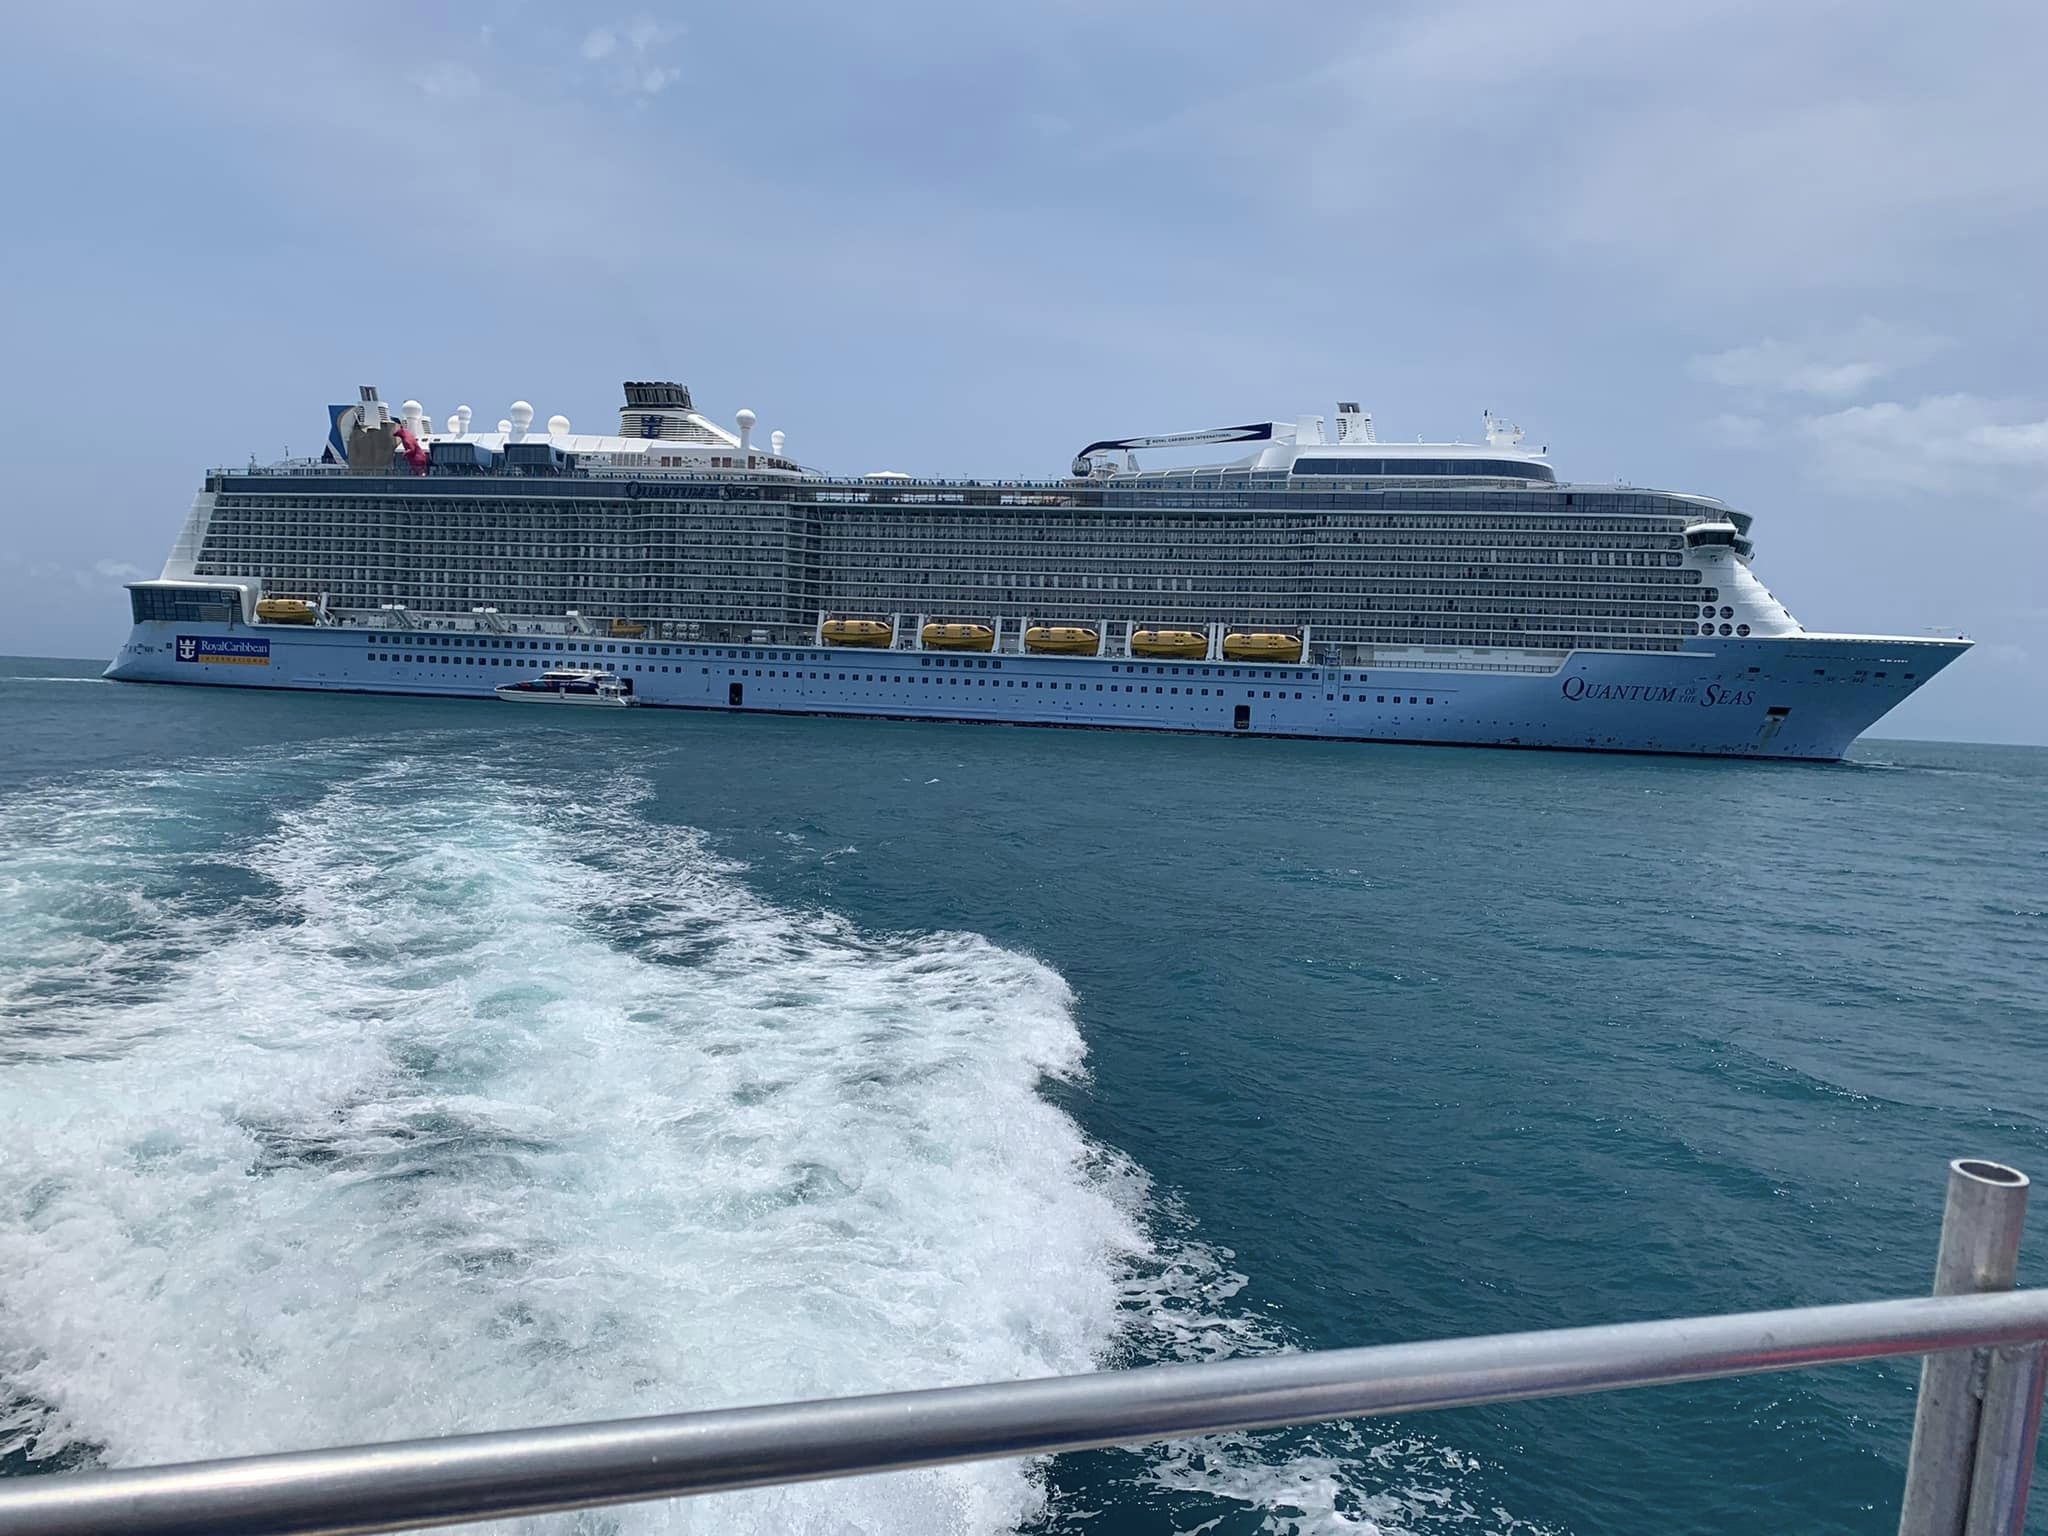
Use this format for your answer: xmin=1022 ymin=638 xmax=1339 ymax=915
xmin=2 ymin=0 xmax=2042 ymax=743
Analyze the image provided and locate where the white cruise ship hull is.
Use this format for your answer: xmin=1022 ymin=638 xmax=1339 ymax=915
xmin=105 ymin=623 xmax=1968 ymax=761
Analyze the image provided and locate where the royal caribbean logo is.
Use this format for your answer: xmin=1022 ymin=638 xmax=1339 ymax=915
xmin=175 ymin=635 xmax=270 ymax=666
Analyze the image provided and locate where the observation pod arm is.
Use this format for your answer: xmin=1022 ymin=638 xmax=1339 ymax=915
xmin=1071 ymin=422 xmax=1276 ymax=476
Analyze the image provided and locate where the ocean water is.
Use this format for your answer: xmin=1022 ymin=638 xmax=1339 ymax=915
xmin=2 ymin=655 xmax=2045 ymax=1536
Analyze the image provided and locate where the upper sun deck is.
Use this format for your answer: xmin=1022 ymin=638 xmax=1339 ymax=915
xmin=226 ymin=380 xmax=1732 ymax=521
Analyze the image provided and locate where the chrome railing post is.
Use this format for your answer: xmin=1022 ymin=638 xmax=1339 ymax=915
xmin=1964 ymin=1342 xmax=2048 ymax=1536
xmin=1900 ymin=1159 xmax=2033 ymax=1536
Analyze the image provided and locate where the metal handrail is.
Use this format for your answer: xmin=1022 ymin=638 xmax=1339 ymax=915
xmin=6 ymin=1288 xmax=2048 ymax=1536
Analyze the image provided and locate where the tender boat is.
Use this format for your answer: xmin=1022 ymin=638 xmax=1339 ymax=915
xmin=821 ymin=618 xmax=893 ymax=647
xmin=921 ymin=621 xmax=995 ymax=651
xmin=1130 ymin=627 xmax=1208 ymax=659
xmin=494 ymin=668 xmax=638 ymax=706
xmin=1024 ymin=625 xmax=1100 ymax=655
xmin=1222 ymin=630 xmax=1304 ymax=663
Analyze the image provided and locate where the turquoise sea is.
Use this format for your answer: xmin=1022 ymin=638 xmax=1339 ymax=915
xmin=3 ymin=654 xmax=2046 ymax=1535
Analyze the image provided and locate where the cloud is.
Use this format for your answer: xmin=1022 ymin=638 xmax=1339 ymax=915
xmin=1800 ymin=394 xmax=2048 ymax=494
xmin=1691 ymin=322 xmax=1950 ymax=400
xmin=1100 ymin=0 xmax=2048 ymax=299
xmin=582 ymin=16 xmax=681 ymax=97
xmin=414 ymin=62 xmax=481 ymax=100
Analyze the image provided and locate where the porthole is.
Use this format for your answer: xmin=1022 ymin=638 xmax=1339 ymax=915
xmin=1720 ymin=606 xmax=1733 ymax=619
xmin=1719 ymin=623 xmax=1733 ymax=636
xmin=1736 ymin=623 xmax=1750 ymax=637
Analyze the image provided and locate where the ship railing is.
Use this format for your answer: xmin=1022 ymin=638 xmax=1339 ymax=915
xmin=2 ymin=1159 xmax=2042 ymax=1536
xmin=208 ymin=464 xmax=1086 ymax=493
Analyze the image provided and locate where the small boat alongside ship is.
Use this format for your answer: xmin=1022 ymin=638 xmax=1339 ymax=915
xmin=494 ymin=669 xmax=638 ymax=707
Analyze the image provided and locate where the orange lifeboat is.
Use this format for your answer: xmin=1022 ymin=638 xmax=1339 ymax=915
xmin=821 ymin=618 xmax=893 ymax=648
xmin=1024 ymin=625 xmax=1100 ymax=655
xmin=1222 ymin=631 xmax=1303 ymax=663
xmin=1130 ymin=627 xmax=1207 ymax=660
xmin=921 ymin=622 xmax=995 ymax=652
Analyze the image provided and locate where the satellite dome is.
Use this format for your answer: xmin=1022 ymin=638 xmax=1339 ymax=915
xmin=497 ymin=419 xmax=512 ymax=434
xmin=547 ymin=414 xmax=571 ymax=436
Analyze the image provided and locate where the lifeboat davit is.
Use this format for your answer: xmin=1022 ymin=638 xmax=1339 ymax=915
xmin=922 ymin=621 xmax=995 ymax=652
xmin=255 ymin=598 xmax=316 ymax=625
xmin=1223 ymin=631 xmax=1303 ymax=663
xmin=1024 ymin=625 xmax=1099 ymax=655
xmin=822 ymin=618 xmax=893 ymax=648
xmin=1130 ymin=627 xmax=1208 ymax=660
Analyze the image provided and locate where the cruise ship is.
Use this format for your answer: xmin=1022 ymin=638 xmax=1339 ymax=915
xmin=105 ymin=380 xmax=1968 ymax=760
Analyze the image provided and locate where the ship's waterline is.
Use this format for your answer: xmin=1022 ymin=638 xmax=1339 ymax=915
xmin=104 ymin=379 xmax=1968 ymax=758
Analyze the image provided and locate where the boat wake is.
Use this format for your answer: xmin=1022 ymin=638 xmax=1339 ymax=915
xmin=0 ymin=741 xmax=1535 ymax=1534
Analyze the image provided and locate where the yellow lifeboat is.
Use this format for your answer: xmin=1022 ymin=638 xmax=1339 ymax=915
xmin=1223 ymin=631 xmax=1304 ymax=663
xmin=1130 ymin=627 xmax=1208 ymax=660
xmin=822 ymin=618 xmax=893 ymax=648
xmin=255 ymin=598 xmax=316 ymax=625
xmin=1024 ymin=625 xmax=1099 ymax=655
xmin=922 ymin=621 xmax=995 ymax=652
xmin=608 ymin=618 xmax=647 ymax=638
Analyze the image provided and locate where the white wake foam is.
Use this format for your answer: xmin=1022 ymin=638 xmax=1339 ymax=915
xmin=0 ymin=749 xmax=1141 ymax=1532
xmin=0 ymin=741 xmax=1535 ymax=1534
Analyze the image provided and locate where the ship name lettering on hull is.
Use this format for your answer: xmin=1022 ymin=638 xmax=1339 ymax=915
xmin=1561 ymin=677 xmax=1755 ymax=708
